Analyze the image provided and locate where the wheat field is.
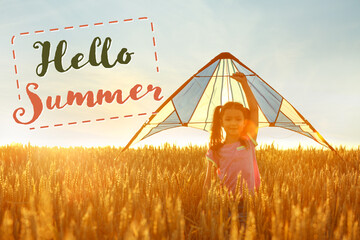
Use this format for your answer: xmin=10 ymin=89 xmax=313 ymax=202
xmin=0 ymin=144 xmax=359 ymax=239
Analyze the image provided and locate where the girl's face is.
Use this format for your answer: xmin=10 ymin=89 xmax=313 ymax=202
xmin=221 ymin=108 xmax=245 ymax=138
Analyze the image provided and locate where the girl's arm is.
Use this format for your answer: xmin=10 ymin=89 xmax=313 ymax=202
xmin=231 ymin=72 xmax=259 ymax=140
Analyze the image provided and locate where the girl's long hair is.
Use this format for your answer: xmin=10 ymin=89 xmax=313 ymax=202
xmin=209 ymin=102 xmax=250 ymax=155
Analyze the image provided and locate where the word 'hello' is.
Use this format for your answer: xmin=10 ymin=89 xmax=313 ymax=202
xmin=34 ymin=37 xmax=134 ymax=77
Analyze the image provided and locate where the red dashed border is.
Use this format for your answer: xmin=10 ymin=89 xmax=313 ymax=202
xmin=29 ymin=112 xmax=158 ymax=130
xmin=10 ymin=17 xmax=160 ymax=130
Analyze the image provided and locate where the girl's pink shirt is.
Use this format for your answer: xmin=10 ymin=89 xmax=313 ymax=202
xmin=206 ymin=135 xmax=261 ymax=196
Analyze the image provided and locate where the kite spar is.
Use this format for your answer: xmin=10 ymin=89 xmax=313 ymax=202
xmin=122 ymin=52 xmax=335 ymax=152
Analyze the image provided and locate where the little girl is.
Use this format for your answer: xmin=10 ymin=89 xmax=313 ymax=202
xmin=203 ymin=72 xmax=261 ymax=227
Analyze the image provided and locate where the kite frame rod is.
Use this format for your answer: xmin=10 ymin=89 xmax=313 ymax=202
xmin=146 ymin=121 xmax=308 ymax=125
xmin=194 ymin=74 xmax=256 ymax=77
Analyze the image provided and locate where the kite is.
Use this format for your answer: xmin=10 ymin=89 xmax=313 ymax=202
xmin=123 ymin=52 xmax=335 ymax=151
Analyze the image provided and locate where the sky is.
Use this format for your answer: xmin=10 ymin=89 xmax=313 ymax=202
xmin=0 ymin=0 xmax=359 ymax=149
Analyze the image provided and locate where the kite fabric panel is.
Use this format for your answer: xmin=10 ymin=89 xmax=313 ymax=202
xmin=123 ymin=52 xmax=334 ymax=151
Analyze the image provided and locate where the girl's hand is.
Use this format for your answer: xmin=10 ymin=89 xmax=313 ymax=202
xmin=231 ymin=71 xmax=259 ymax=139
xmin=230 ymin=72 xmax=247 ymax=85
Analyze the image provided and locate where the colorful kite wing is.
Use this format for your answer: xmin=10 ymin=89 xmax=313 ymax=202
xmin=123 ymin=52 xmax=334 ymax=151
